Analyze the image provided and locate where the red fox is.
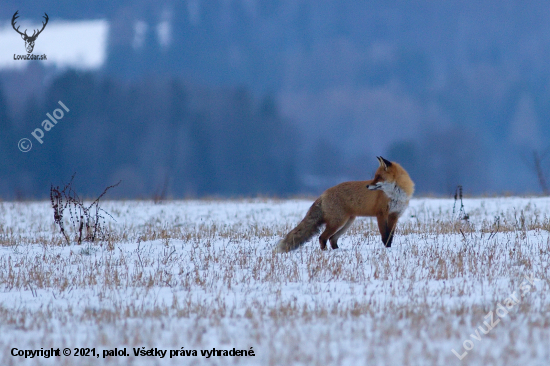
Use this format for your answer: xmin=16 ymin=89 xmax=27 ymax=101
xmin=276 ymin=156 xmax=414 ymax=252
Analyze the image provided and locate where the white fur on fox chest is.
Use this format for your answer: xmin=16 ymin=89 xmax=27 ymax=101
xmin=377 ymin=182 xmax=410 ymax=215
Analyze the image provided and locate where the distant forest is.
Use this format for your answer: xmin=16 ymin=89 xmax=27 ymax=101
xmin=0 ymin=72 xmax=298 ymax=198
xmin=2 ymin=0 xmax=550 ymax=198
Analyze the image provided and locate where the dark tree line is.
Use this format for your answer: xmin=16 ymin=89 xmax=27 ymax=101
xmin=3 ymin=1 xmax=550 ymax=196
xmin=0 ymin=71 xmax=298 ymax=199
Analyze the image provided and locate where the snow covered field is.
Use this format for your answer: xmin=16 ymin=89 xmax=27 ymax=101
xmin=0 ymin=197 xmax=549 ymax=365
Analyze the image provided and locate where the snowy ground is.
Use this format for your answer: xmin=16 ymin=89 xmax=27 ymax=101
xmin=0 ymin=197 xmax=549 ymax=365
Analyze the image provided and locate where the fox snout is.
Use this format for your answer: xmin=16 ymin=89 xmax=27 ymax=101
xmin=366 ymin=183 xmax=381 ymax=190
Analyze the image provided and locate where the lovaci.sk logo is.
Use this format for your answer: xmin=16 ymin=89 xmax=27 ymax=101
xmin=18 ymin=101 xmax=70 ymax=152
xmin=12 ymin=10 xmax=48 ymax=60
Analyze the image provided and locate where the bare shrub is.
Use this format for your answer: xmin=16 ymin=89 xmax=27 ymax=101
xmin=50 ymin=173 xmax=120 ymax=245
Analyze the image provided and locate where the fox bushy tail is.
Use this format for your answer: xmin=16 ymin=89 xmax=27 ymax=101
xmin=275 ymin=198 xmax=324 ymax=252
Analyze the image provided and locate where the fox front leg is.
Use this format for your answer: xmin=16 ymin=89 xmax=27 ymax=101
xmin=376 ymin=213 xmax=399 ymax=247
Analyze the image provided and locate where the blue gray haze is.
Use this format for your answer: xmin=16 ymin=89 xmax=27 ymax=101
xmin=0 ymin=0 xmax=549 ymax=198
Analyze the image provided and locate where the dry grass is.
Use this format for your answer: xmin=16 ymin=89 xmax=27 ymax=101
xmin=0 ymin=197 xmax=549 ymax=365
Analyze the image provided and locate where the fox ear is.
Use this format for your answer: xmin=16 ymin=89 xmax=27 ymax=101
xmin=378 ymin=156 xmax=392 ymax=170
xmin=381 ymin=157 xmax=392 ymax=167
xmin=376 ymin=156 xmax=383 ymax=167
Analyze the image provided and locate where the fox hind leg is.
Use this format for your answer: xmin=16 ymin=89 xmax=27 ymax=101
xmin=319 ymin=225 xmax=338 ymax=250
xmin=329 ymin=216 xmax=355 ymax=249
xmin=319 ymin=217 xmax=347 ymax=250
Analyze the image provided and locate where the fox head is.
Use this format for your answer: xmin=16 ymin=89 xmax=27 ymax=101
xmin=366 ymin=156 xmax=415 ymax=198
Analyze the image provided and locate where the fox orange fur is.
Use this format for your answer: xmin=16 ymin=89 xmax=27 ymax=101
xmin=276 ymin=156 xmax=414 ymax=252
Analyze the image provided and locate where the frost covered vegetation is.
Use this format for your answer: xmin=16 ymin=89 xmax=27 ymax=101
xmin=0 ymin=197 xmax=549 ymax=365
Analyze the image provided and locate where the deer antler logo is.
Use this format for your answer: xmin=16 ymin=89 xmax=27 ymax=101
xmin=12 ymin=10 xmax=49 ymax=54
